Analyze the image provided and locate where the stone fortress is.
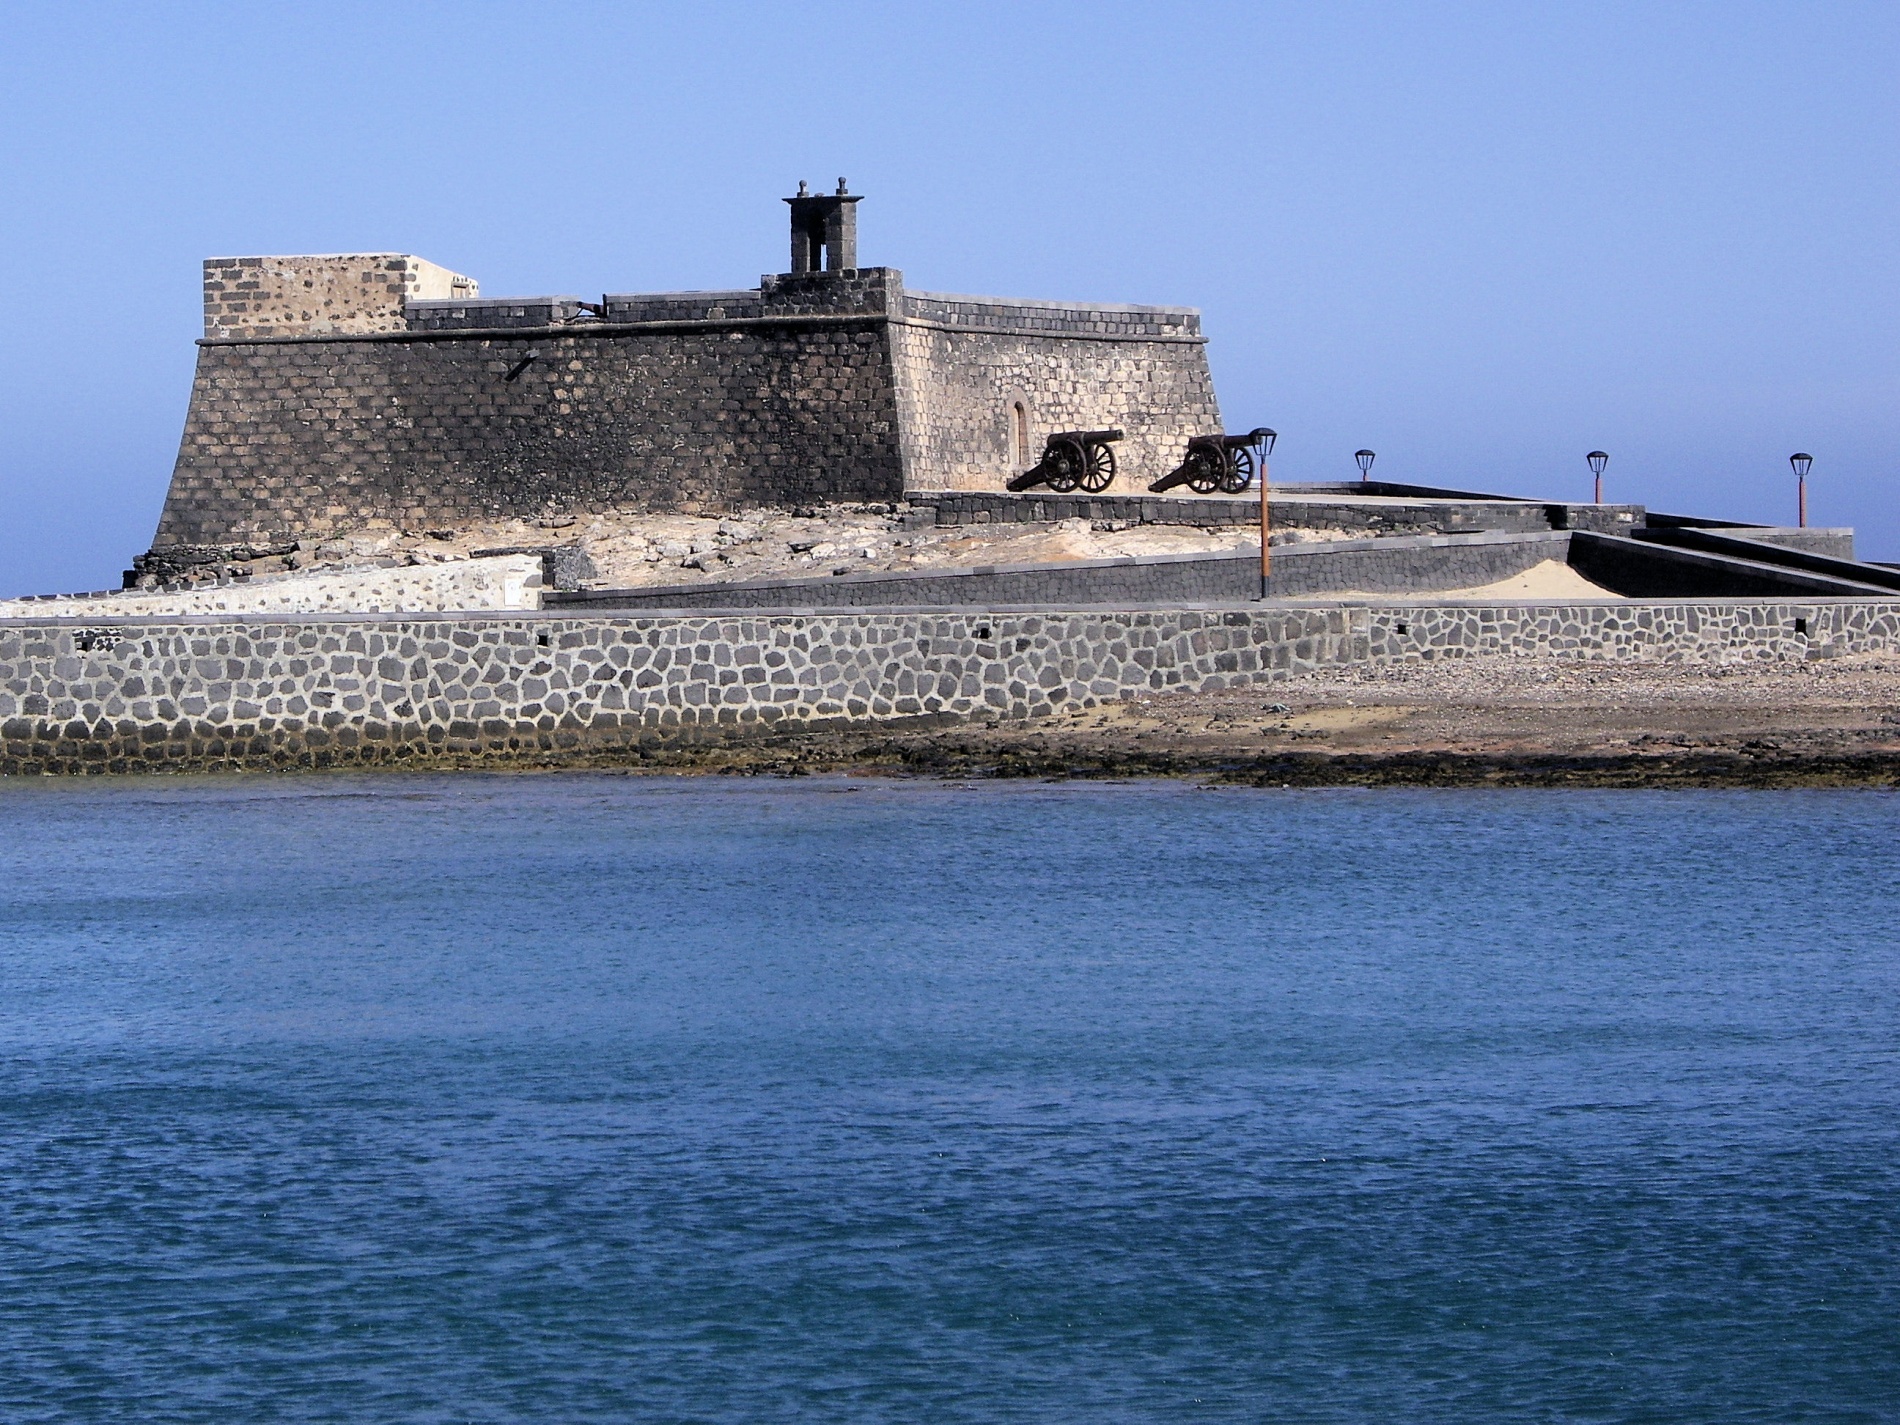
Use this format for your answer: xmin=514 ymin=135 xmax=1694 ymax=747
xmin=147 ymin=181 xmax=1219 ymax=566
xmin=3 ymin=184 xmax=1900 ymax=772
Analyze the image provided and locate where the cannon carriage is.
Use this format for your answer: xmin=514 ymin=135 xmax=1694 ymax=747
xmin=1006 ymin=429 xmax=1124 ymax=494
xmin=1148 ymin=428 xmax=1277 ymax=495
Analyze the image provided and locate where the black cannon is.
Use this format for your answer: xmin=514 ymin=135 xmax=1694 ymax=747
xmin=1149 ymin=428 xmax=1277 ymax=495
xmin=1006 ymin=429 xmax=1124 ymax=494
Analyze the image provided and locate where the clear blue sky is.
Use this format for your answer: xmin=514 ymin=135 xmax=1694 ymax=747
xmin=1 ymin=1 xmax=1893 ymax=594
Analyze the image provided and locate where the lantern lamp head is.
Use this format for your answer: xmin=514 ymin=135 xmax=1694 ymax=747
xmin=1587 ymin=451 xmax=1609 ymax=477
xmin=1354 ymin=449 xmax=1376 ymax=475
xmin=1790 ymin=452 xmax=1813 ymax=479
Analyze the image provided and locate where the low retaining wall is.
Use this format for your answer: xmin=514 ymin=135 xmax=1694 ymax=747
xmin=1644 ymin=515 xmax=1854 ymax=561
xmin=4 ymin=597 xmax=1899 ymax=772
xmin=908 ymin=489 xmax=1642 ymax=538
xmin=3 ymin=555 xmax=543 ymax=618
xmin=551 ymin=532 xmax=1570 ymax=611
xmin=1631 ymin=528 xmax=1892 ymax=590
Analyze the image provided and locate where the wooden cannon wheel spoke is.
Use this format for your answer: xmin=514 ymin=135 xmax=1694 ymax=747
xmin=1220 ymin=445 xmax=1255 ymax=494
xmin=1186 ymin=447 xmax=1222 ymax=494
xmin=1079 ymin=440 xmax=1116 ymax=492
xmin=1044 ymin=440 xmax=1082 ymax=492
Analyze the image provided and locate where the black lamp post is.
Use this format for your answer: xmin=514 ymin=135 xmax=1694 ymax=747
xmin=1355 ymin=449 xmax=1376 ymax=483
xmin=1790 ymin=453 xmax=1813 ymax=528
xmin=1587 ymin=451 xmax=1608 ymax=505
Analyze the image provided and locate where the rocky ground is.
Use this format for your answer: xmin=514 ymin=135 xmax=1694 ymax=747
xmin=139 ymin=503 xmax=1278 ymax=592
xmin=594 ymin=651 xmax=1900 ymax=786
xmin=137 ymin=502 xmax=1628 ymax=602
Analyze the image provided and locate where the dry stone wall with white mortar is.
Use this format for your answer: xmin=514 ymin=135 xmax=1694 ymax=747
xmin=1 ymin=599 xmax=1896 ymax=772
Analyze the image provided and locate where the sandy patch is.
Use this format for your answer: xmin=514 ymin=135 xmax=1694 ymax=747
xmin=1309 ymin=559 xmax=1620 ymax=602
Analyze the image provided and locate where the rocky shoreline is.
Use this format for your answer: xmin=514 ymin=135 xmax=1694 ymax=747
xmin=794 ymin=653 xmax=1900 ymax=786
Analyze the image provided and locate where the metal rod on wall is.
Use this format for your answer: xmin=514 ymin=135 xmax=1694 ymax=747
xmin=1257 ymin=429 xmax=1278 ymax=601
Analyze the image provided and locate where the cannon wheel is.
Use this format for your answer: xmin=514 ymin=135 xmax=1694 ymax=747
xmin=1185 ymin=447 xmax=1222 ymax=494
xmin=1219 ymin=446 xmax=1255 ymax=494
xmin=1044 ymin=439 xmax=1083 ymax=493
xmin=1079 ymin=440 xmax=1116 ymax=493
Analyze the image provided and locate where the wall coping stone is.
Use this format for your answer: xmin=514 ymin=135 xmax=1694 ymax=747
xmin=199 ymin=281 xmax=1212 ymax=348
xmin=903 ymin=289 xmax=1200 ymax=318
xmin=4 ymin=594 xmax=1899 ymax=632
xmin=195 ymin=312 xmax=895 ymax=346
xmin=197 ymin=313 xmax=1207 ymax=348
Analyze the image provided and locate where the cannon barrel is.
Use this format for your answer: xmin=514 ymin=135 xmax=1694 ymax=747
xmin=1210 ymin=428 xmax=1275 ymax=453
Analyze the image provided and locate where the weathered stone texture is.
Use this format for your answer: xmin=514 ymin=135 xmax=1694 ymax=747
xmin=153 ymin=269 xmax=1221 ymax=553
xmin=891 ymin=292 xmax=1220 ymax=492
xmin=0 ymin=556 xmax=541 ymax=620
xmin=550 ymin=533 xmax=1572 ymax=611
xmin=203 ymin=254 xmax=477 ymax=339
xmin=0 ymin=607 xmax=1356 ymax=772
xmin=1363 ymin=600 xmax=1900 ymax=664
xmin=911 ymin=491 xmax=1644 ymax=538
xmin=156 ymin=321 xmax=907 ymax=547
xmin=3 ymin=599 xmax=1897 ymax=773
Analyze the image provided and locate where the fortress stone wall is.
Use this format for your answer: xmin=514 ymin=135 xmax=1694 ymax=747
xmin=202 ymin=254 xmax=478 ymax=339
xmin=890 ymin=292 xmax=1216 ymax=492
xmin=149 ymin=189 xmax=1221 ymax=562
xmin=4 ymin=599 xmax=1896 ymax=773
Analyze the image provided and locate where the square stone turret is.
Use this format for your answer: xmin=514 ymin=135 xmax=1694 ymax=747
xmin=202 ymin=254 xmax=478 ymax=338
xmin=785 ymin=179 xmax=861 ymax=274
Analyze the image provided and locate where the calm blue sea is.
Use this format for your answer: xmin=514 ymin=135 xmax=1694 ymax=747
xmin=0 ymin=776 xmax=1896 ymax=1423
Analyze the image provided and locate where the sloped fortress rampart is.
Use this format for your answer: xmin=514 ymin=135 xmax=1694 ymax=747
xmin=152 ymin=185 xmax=1220 ymax=558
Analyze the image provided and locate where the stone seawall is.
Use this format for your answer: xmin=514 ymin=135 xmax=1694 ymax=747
xmin=4 ymin=599 xmax=1899 ymax=773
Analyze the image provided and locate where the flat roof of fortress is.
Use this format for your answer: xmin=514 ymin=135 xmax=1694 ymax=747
xmin=392 ymin=286 xmax=1204 ymax=318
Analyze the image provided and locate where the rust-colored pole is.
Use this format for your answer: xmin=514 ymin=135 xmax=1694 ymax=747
xmin=1258 ymin=439 xmax=1271 ymax=599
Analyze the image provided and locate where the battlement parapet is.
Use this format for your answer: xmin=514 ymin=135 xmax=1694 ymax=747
xmin=405 ymin=296 xmax=587 ymax=331
xmin=601 ymin=290 xmax=766 ymax=323
xmin=902 ymin=291 xmax=1203 ymax=341
xmin=203 ymin=254 xmax=477 ymax=339
xmin=202 ymin=263 xmax=1206 ymax=343
xmin=759 ymin=267 xmax=905 ymax=316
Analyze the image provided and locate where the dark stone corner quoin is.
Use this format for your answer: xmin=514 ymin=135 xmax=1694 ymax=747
xmin=148 ymin=183 xmax=1222 ymax=563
